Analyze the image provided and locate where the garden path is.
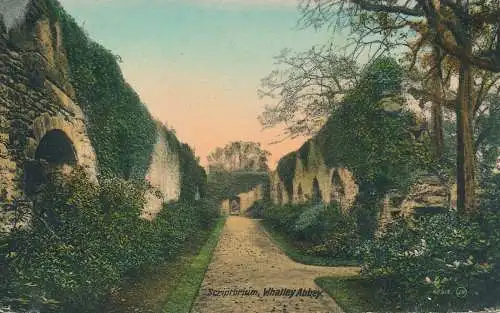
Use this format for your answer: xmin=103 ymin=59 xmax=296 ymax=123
xmin=191 ymin=216 xmax=360 ymax=313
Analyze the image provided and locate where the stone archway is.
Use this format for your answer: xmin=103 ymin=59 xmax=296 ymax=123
xmin=297 ymin=183 xmax=303 ymax=203
xmin=230 ymin=197 xmax=241 ymax=215
xmin=276 ymin=182 xmax=283 ymax=205
xmin=330 ymin=170 xmax=345 ymax=205
xmin=27 ymin=113 xmax=98 ymax=182
xmin=35 ymin=129 xmax=77 ymax=165
xmin=311 ymin=177 xmax=322 ymax=204
xmin=24 ymin=129 xmax=77 ymax=196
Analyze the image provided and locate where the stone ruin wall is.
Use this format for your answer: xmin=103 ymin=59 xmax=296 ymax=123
xmin=270 ymin=141 xmax=359 ymax=212
xmin=0 ymin=2 xmax=98 ymax=231
xmin=0 ymin=0 xmax=186 ymax=229
xmin=270 ymin=138 xmax=459 ymax=233
xmin=142 ymin=124 xmax=181 ymax=219
xmin=269 ymin=170 xmax=290 ymax=206
xmin=219 ymin=183 xmax=265 ymax=216
xmin=237 ymin=183 xmax=263 ymax=215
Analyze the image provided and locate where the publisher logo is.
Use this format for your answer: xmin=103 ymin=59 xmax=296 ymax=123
xmin=455 ymin=287 xmax=467 ymax=298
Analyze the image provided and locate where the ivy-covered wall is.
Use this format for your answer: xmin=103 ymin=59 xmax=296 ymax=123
xmin=0 ymin=0 xmax=206 ymax=221
xmin=50 ymin=0 xmax=206 ymax=202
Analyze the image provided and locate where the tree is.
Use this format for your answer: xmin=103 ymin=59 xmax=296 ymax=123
xmin=299 ymin=0 xmax=500 ymax=214
xmin=258 ymin=45 xmax=360 ymax=139
xmin=207 ymin=141 xmax=271 ymax=173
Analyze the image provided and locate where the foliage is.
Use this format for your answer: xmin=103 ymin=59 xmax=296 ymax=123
xmin=207 ymin=171 xmax=269 ymax=204
xmin=358 ymin=211 xmax=500 ymax=311
xmin=245 ymin=199 xmax=266 ymax=218
xmin=476 ymin=94 xmax=500 ymax=179
xmin=178 ymin=142 xmax=207 ymax=203
xmin=276 ymin=151 xmax=297 ymax=199
xmin=481 ymin=174 xmax=500 ymax=213
xmin=48 ymin=1 xmax=157 ymax=179
xmin=317 ymin=56 xmax=432 ymax=195
xmin=263 ymin=203 xmax=304 ymax=234
xmin=297 ymin=140 xmax=311 ymax=169
xmin=207 ymin=141 xmax=270 ymax=173
xmin=162 ymin=218 xmax=226 ymax=313
xmin=263 ymin=202 xmax=359 ymax=259
xmin=258 ymin=45 xmax=359 ymax=138
xmin=315 ymin=276 xmax=380 ymax=313
xmin=0 ymin=168 xmax=217 ymax=313
xmin=348 ymin=183 xmax=382 ymax=240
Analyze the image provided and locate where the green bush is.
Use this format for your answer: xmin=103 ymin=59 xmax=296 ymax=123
xmin=263 ymin=202 xmax=359 ymax=259
xmin=293 ymin=204 xmax=326 ymax=241
xmin=0 ymin=168 xmax=216 ymax=313
xmin=304 ymin=203 xmax=360 ymax=259
xmin=263 ymin=203 xmax=303 ymax=234
xmin=245 ymin=200 xmax=266 ymax=218
xmin=358 ymin=212 xmax=500 ymax=311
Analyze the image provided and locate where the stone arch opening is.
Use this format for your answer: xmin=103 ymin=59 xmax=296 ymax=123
xmin=35 ymin=129 xmax=77 ymax=165
xmin=297 ymin=183 xmax=303 ymax=202
xmin=277 ymin=182 xmax=283 ymax=205
xmin=331 ymin=170 xmax=345 ymax=204
xmin=24 ymin=129 xmax=77 ymax=196
xmin=311 ymin=177 xmax=322 ymax=204
xmin=230 ymin=196 xmax=241 ymax=215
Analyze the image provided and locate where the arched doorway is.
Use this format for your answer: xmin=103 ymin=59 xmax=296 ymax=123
xmin=277 ymin=182 xmax=283 ymax=205
xmin=330 ymin=170 xmax=345 ymax=205
xmin=311 ymin=177 xmax=322 ymax=204
xmin=230 ymin=197 xmax=241 ymax=215
xmin=297 ymin=183 xmax=303 ymax=203
xmin=24 ymin=129 xmax=77 ymax=196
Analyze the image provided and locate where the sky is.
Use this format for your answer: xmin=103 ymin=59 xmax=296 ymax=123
xmin=58 ymin=0 xmax=336 ymax=169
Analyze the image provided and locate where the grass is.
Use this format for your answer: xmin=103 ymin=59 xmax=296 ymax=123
xmin=162 ymin=217 xmax=226 ymax=313
xmin=102 ymin=217 xmax=226 ymax=313
xmin=315 ymin=276 xmax=500 ymax=313
xmin=258 ymin=220 xmax=360 ymax=267
xmin=315 ymin=276 xmax=383 ymax=313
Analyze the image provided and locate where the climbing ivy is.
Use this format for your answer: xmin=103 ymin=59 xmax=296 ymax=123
xmin=207 ymin=171 xmax=269 ymax=203
xmin=276 ymin=151 xmax=297 ymax=198
xmin=297 ymin=140 xmax=311 ymax=169
xmin=48 ymin=0 xmax=157 ymax=179
xmin=317 ymin=57 xmax=430 ymax=195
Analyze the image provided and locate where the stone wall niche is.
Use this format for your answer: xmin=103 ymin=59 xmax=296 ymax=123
xmin=24 ymin=128 xmax=76 ymax=196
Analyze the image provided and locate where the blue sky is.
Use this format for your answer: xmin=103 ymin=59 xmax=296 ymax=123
xmin=58 ymin=0 xmax=341 ymax=167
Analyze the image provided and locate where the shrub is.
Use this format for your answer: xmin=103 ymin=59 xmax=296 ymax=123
xmin=263 ymin=203 xmax=303 ymax=233
xmin=263 ymin=202 xmax=360 ymax=259
xmin=305 ymin=203 xmax=360 ymax=259
xmin=245 ymin=200 xmax=266 ymax=218
xmin=0 ymin=167 xmax=216 ymax=313
xmin=358 ymin=211 xmax=500 ymax=311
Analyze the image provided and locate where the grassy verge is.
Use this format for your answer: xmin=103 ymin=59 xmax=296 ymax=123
xmin=315 ymin=276 xmax=384 ymax=313
xmin=102 ymin=218 xmax=225 ymax=313
xmin=258 ymin=220 xmax=360 ymax=267
xmin=162 ymin=217 xmax=226 ymax=313
xmin=315 ymin=276 xmax=500 ymax=313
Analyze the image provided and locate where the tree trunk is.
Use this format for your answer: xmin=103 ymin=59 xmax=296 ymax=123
xmin=456 ymin=56 xmax=476 ymax=214
xmin=430 ymin=46 xmax=444 ymax=159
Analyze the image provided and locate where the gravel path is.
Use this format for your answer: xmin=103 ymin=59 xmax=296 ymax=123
xmin=191 ymin=216 xmax=360 ymax=313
